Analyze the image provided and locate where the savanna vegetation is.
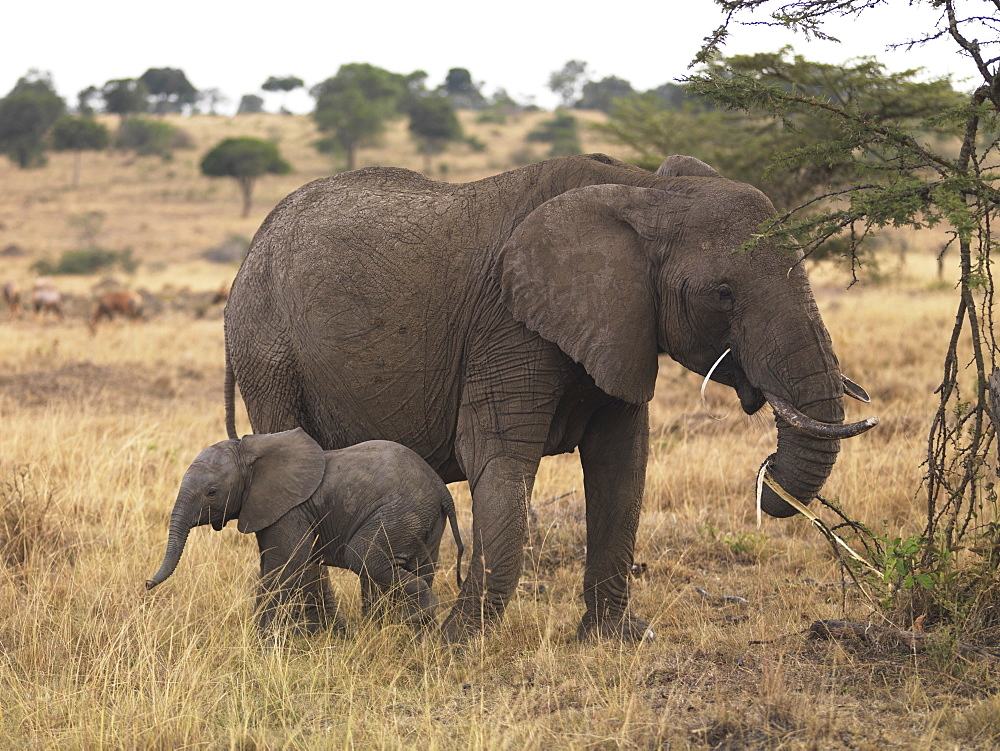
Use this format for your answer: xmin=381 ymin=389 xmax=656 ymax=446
xmin=1 ymin=0 xmax=998 ymax=744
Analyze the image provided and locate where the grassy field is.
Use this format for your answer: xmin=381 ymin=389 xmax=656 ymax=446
xmin=1 ymin=112 xmax=998 ymax=748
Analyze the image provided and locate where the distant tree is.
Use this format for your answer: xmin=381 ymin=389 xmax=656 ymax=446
xmin=575 ymin=76 xmax=633 ymax=112
xmin=0 ymin=71 xmax=66 ymax=168
xmin=441 ymin=68 xmax=487 ymax=109
xmin=262 ymin=75 xmax=304 ymax=112
xmin=526 ymin=110 xmax=581 ymax=157
xmin=311 ymin=63 xmax=407 ymax=171
xmin=77 ymin=86 xmax=100 ymax=115
xmin=198 ymin=89 xmax=228 ymax=115
xmin=139 ymin=68 xmax=198 ymax=114
xmin=599 ymin=49 xmax=964 ymax=210
xmin=237 ymin=94 xmax=266 ymax=115
xmin=50 ymin=115 xmax=110 ymax=187
xmin=407 ymin=94 xmax=463 ymax=172
xmin=200 ymin=137 xmax=291 ymax=217
xmin=548 ymin=60 xmax=589 ymax=108
xmin=645 ymin=82 xmax=702 ymax=110
xmin=101 ymin=79 xmax=148 ymax=122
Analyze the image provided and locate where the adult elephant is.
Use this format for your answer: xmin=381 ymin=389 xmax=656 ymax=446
xmin=223 ymin=153 xmax=877 ymax=642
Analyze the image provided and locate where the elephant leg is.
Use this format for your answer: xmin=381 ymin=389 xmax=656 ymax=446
xmin=444 ymin=364 xmax=556 ymax=641
xmin=255 ymin=520 xmax=344 ymax=637
xmin=415 ymin=513 xmax=446 ymax=588
xmin=577 ymin=400 xmax=653 ymax=642
xmin=346 ymin=534 xmax=437 ymax=629
xmin=359 ymin=573 xmax=390 ymax=622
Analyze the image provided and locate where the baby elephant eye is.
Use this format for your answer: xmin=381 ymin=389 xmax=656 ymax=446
xmin=718 ymin=284 xmax=734 ymax=302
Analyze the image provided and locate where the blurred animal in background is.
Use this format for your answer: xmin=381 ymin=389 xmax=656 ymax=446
xmin=211 ymin=283 xmax=230 ymax=306
xmin=146 ymin=428 xmax=465 ymax=636
xmin=90 ymin=290 xmax=143 ymax=332
xmin=3 ymin=281 xmax=21 ymax=317
xmin=32 ymin=278 xmax=63 ymax=321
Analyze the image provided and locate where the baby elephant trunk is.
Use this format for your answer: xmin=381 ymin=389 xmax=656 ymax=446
xmin=146 ymin=491 xmax=197 ymax=589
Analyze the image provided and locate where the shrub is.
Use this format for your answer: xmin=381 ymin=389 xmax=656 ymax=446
xmin=32 ymin=247 xmax=139 ymax=275
xmin=115 ymin=117 xmax=191 ymax=158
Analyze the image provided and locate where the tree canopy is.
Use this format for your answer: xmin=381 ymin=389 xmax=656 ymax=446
xmin=139 ymin=68 xmax=198 ymax=114
xmin=0 ymin=71 xmax=65 ymax=168
xmin=441 ymin=68 xmax=487 ymax=110
xmin=407 ymin=94 xmax=463 ymax=171
xmin=101 ymin=79 xmax=148 ymax=121
xmin=575 ymin=76 xmax=634 ymax=112
xmin=311 ymin=63 xmax=408 ymax=171
xmin=599 ymin=48 xmax=963 ymax=211
xmin=548 ymin=60 xmax=589 ymax=108
xmin=200 ymin=137 xmax=290 ymax=217
xmin=51 ymin=114 xmax=110 ymax=187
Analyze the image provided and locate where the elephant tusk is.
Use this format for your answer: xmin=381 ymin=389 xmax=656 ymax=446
xmin=755 ymin=459 xmax=768 ymax=528
xmin=842 ymin=375 xmax=871 ymax=403
xmin=756 ymin=464 xmax=881 ymax=576
xmin=700 ymin=348 xmax=732 ymax=421
xmin=764 ymin=392 xmax=879 ymax=439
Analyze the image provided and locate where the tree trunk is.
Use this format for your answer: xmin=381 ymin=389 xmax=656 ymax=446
xmin=239 ymin=177 xmax=255 ymax=218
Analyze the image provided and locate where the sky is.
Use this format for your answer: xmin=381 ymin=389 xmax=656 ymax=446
xmin=2 ymin=1 xmax=982 ymax=114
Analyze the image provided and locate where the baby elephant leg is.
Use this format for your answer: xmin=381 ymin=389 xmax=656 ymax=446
xmin=345 ymin=533 xmax=439 ymax=630
xmin=255 ymin=522 xmax=344 ymax=637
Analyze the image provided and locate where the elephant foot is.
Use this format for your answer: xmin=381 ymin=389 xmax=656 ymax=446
xmin=577 ymin=611 xmax=655 ymax=642
xmin=439 ymin=612 xmax=481 ymax=644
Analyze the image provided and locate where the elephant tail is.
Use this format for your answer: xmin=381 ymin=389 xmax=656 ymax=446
xmin=225 ymin=342 xmax=237 ymax=440
xmin=444 ymin=496 xmax=464 ymax=588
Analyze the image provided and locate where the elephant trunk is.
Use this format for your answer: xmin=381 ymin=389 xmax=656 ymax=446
xmin=146 ymin=488 xmax=198 ymax=590
xmin=750 ymin=304 xmax=864 ymax=518
xmin=759 ymin=417 xmax=842 ymax=518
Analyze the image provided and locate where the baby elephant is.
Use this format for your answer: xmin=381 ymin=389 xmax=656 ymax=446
xmin=146 ymin=428 xmax=464 ymax=635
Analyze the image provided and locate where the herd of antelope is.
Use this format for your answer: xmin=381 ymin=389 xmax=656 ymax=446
xmin=2 ymin=279 xmax=229 ymax=331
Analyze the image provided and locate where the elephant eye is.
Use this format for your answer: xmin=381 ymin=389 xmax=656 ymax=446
xmin=717 ymin=284 xmax=734 ymax=303
xmin=206 ymin=487 xmax=218 ymax=498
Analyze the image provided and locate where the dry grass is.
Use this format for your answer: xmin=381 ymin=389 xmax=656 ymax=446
xmin=1 ymin=114 xmax=998 ymax=748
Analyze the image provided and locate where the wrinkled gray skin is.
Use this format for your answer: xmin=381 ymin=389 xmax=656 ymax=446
xmin=146 ymin=429 xmax=465 ymax=634
xmin=223 ymin=154 xmax=877 ymax=642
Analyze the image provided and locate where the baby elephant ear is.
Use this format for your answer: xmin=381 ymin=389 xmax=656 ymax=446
xmin=499 ymin=183 xmax=673 ymax=404
xmin=237 ymin=428 xmax=326 ymax=534
xmin=656 ymin=155 xmax=722 ymax=179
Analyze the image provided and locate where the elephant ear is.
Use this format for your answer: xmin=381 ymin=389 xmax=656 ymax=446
xmin=499 ymin=183 xmax=678 ymax=404
xmin=237 ymin=428 xmax=326 ymax=534
xmin=656 ymin=155 xmax=723 ymax=179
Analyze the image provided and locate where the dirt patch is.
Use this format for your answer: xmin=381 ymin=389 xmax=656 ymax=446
xmin=0 ymin=361 xmax=218 ymax=410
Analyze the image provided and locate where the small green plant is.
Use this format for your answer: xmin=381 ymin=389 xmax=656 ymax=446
xmin=32 ymin=247 xmax=138 ymax=275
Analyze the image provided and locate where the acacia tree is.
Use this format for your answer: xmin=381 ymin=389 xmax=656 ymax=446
xmin=548 ymin=60 xmax=589 ymax=108
xmin=262 ymin=75 xmax=304 ymax=113
xmin=311 ymin=64 xmax=407 ymax=171
xmin=200 ymin=137 xmax=290 ymax=217
xmin=407 ymin=94 xmax=463 ymax=172
xmin=695 ymin=0 xmax=999 ymax=633
xmin=50 ymin=115 xmax=110 ymax=187
xmin=598 ymin=50 xmax=963 ymax=211
xmin=0 ymin=71 xmax=65 ymax=168
xmin=139 ymin=68 xmax=198 ymax=114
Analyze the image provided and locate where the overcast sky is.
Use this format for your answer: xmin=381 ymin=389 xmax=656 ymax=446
xmin=3 ymin=1 xmax=980 ymax=114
